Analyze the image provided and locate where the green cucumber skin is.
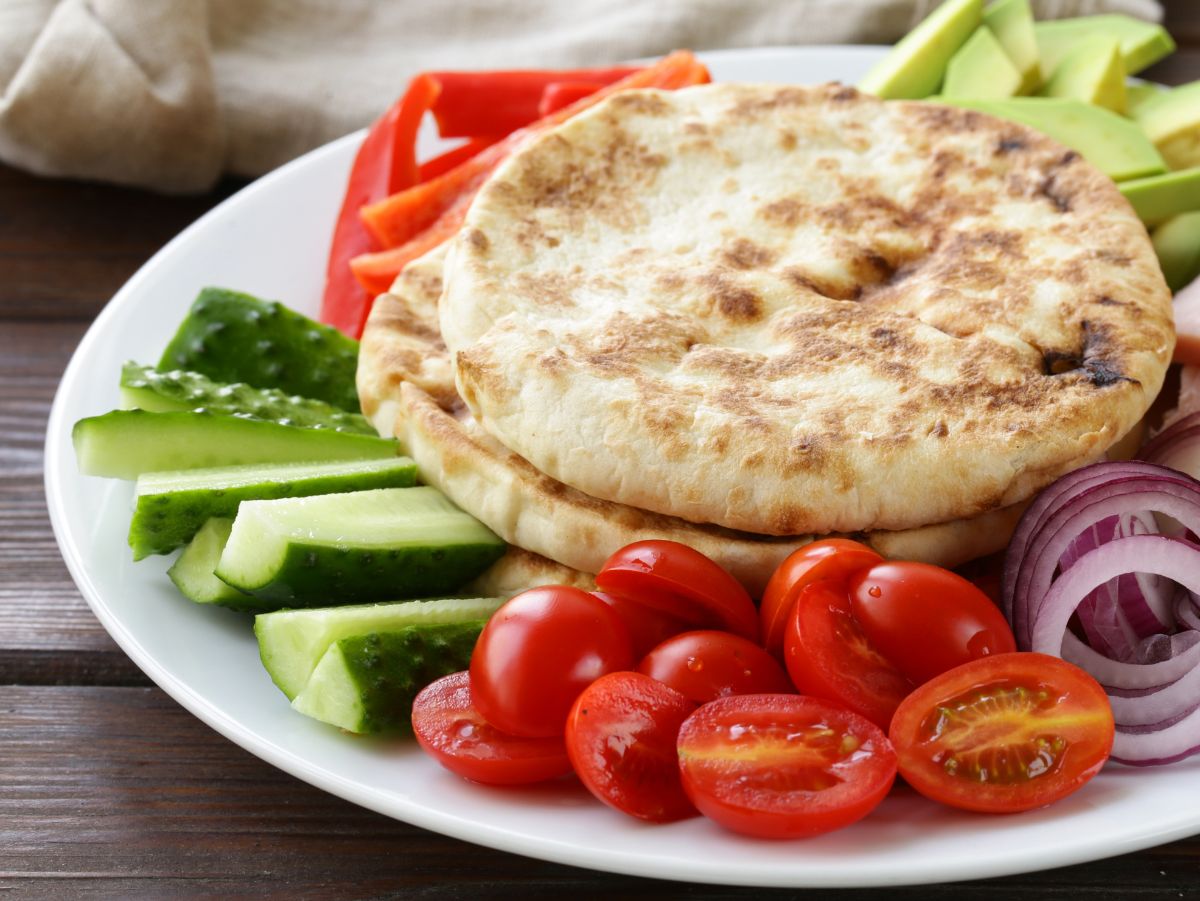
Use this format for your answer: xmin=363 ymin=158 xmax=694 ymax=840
xmin=74 ymin=410 xmax=399 ymax=479
xmin=315 ymin=623 xmax=485 ymax=734
xmin=121 ymin=363 xmax=374 ymax=435
xmin=129 ymin=461 xmax=418 ymax=559
xmin=157 ymin=287 xmax=360 ymax=412
xmin=219 ymin=540 xmax=506 ymax=608
xmin=167 ymin=517 xmax=258 ymax=610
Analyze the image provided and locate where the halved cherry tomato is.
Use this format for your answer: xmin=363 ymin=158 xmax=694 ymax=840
xmin=412 ymin=672 xmax=572 ymax=785
xmin=760 ymin=539 xmax=882 ymax=657
xmin=470 ymin=586 xmax=633 ymax=738
xmin=848 ymin=561 xmax=1017 ymax=686
xmin=889 ymin=653 xmax=1114 ymax=814
xmin=638 ymin=630 xmax=793 ymax=705
xmin=592 ymin=590 xmax=690 ymax=660
xmin=676 ymin=694 xmax=897 ymax=839
xmin=595 ymin=540 xmax=759 ymax=641
xmin=784 ymin=580 xmax=913 ymax=731
xmin=565 ymin=671 xmax=698 ymax=823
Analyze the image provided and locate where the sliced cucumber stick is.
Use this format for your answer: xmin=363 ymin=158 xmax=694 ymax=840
xmin=167 ymin=518 xmax=255 ymax=608
xmin=216 ymin=487 xmax=506 ymax=607
xmin=120 ymin=363 xmax=374 ymax=435
xmin=255 ymin=595 xmax=505 ymax=699
xmin=290 ymin=623 xmax=486 ymax=733
xmin=130 ymin=457 xmax=418 ymax=559
xmin=158 ymin=287 xmax=361 ymax=412
xmin=74 ymin=410 xmax=399 ymax=479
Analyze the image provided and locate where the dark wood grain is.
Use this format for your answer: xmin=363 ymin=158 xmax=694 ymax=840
xmin=4 ymin=6 xmax=1200 ymax=895
xmin=2 ymin=686 xmax=1197 ymax=899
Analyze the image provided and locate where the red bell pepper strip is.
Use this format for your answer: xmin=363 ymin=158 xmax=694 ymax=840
xmin=418 ymin=136 xmax=500 ymax=182
xmin=359 ymin=51 xmax=710 ymax=254
xmin=428 ymin=66 xmax=640 ymax=138
xmin=319 ymin=73 xmax=440 ymax=336
xmin=538 ymin=81 xmax=607 ymax=116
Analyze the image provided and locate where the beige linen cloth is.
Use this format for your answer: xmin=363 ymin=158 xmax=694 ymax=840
xmin=0 ymin=0 xmax=1163 ymax=193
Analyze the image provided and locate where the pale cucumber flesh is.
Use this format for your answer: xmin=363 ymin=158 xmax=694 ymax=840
xmin=167 ymin=517 xmax=255 ymax=609
xmin=129 ymin=456 xmax=417 ymax=559
xmin=216 ymin=487 xmax=506 ymax=607
xmin=255 ymin=595 xmax=505 ymax=699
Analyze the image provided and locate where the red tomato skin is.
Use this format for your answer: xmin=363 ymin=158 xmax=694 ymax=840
xmin=848 ymin=562 xmax=1017 ymax=686
xmin=889 ymin=653 xmax=1114 ymax=814
xmin=592 ymin=590 xmax=691 ymax=659
xmin=760 ymin=539 xmax=883 ymax=657
xmin=784 ymin=581 xmax=913 ymax=732
xmin=470 ymin=586 xmax=634 ymax=738
xmin=565 ymin=671 xmax=698 ymax=823
xmin=677 ymin=694 xmax=897 ymax=839
xmin=638 ymin=630 xmax=794 ymax=705
xmin=412 ymin=672 xmax=573 ymax=785
xmin=595 ymin=540 xmax=759 ymax=641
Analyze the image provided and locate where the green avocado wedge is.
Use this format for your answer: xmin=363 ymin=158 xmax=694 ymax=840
xmin=1039 ymin=36 xmax=1126 ymax=114
xmin=1034 ymin=15 xmax=1174 ymax=78
xmin=1152 ymin=211 xmax=1200 ymax=291
xmin=1119 ymin=167 xmax=1200 ymax=227
xmin=940 ymin=96 xmax=1167 ymax=182
xmin=942 ymin=26 xmax=1022 ymax=99
xmin=1134 ymin=81 xmax=1200 ymax=171
xmin=859 ymin=0 xmax=983 ymax=99
xmin=982 ymin=0 xmax=1041 ymax=94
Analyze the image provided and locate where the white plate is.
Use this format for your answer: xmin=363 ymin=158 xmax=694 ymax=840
xmin=45 ymin=47 xmax=1200 ymax=888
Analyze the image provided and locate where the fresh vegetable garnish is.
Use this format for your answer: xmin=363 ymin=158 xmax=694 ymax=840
xmin=888 ymin=653 xmax=1113 ymax=813
xmin=566 ymin=671 xmax=697 ymax=823
xmin=847 ymin=561 xmax=1016 ymax=685
xmin=1003 ymin=460 xmax=1200 ymax=764
xmin=591 ymin=589 xmax=690 ymax=660
xmin=1140 ymin=410 xmax=1200 ymax=475
xmin=759 ymin=539 xmax=882 ymax=657
xmin=676 ymin=694 xmax=897 ymax=839
xmin=595 ymin=539 xmax=759 ymax=642
xmin=637 ymin=630 xmax=793 ymax=705
xmin=783 ymin=580 xmax=913 ymax=731
xmin=413 ymin=671 xmax=573 ymax=785
xmin=469 ymin=586 xmax=634 ymax=738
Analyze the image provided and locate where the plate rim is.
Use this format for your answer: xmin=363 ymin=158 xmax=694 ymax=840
xmin=42 ymin=44 xmax=1200 ymax=889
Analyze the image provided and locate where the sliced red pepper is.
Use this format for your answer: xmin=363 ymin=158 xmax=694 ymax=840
xmin=418 ymin=136 xmax=500 ymax=182
xmin=428 ymin=67 xmax=640 ymax=138
xmin=319 ymin=73 xmax=440 ymax=336
xmin=538 ymin=80 xmax=607 ymax=116
xmin=359 ymin=51 xmax=710 ymax=254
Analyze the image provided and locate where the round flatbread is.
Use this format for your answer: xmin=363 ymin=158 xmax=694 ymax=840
xmin=439 ymin=83 xmax=1174 ymax=535
xmin=358 ymin=246 xmax=1027 ymax=598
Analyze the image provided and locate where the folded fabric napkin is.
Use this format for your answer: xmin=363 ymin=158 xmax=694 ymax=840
xmin=0 ymin=0 xmax=1163 ymax=193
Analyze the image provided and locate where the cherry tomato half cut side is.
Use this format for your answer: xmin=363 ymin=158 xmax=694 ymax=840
xmin=638 ymin=630 xmax=793 ymax=705
xmin=566 ymin=671 xmax=698 ymax=823
xmin=760 ymin=539 xmax=883 ymax=657
xmin=470 ymin=586 xmax=633 ymax=738
xmin=889 ymin=652 xmax=1114 ymax=814
xmin=677 ymin=694 xmax=897 ymax=839
xmin=848 ymin=561 xmax=1017 ymax=686
xmin=595 ymin=540 xmax=759 ymax=641
xmin=784 ymin=580 xmax=913 ymax=732
xmin=412 ymin=672 xmax=573 ymax=785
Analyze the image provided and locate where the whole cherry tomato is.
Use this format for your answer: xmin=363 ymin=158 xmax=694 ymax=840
xmin=638 ymin=630 xmax=793 ymax=705
xmin=470 ymin=586 xmax=633 ymax=737
xmin=848 ymin=561 xmax=1016 ymax=685
xmin=592 ymin=590 xmax=691 ymax=659
xmin=595 ymin=540 xmax=759 ymax=641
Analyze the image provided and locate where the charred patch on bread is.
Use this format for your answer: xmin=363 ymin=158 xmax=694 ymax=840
xmin=1081 ymin=320 xmax=1139 ymax=388
xmin=783 ymin=266 xmax=859 ymax=301
xmin=995 ymin=136 xmax=1027 ymax=155
xmin=701 ymin=271 xmax=764 ymax=321
xmin=721 ymin=238 xmax=777 ymax=270
xmin=466 ymin=228 xmax=489 ymax=253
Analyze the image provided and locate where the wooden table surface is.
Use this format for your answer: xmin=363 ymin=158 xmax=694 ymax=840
xmin=7 ymin=6 xmax=1200 ymax=898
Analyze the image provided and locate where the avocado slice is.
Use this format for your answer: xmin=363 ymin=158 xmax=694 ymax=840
xmin=1152 ymin=212 xmax=1200 ymax=291
xmin=1120 ymin=168 xmax=1200 ymax=227
xmin=943 ymin=27 xmax=1022 ymax=99
xmin=1134 ymin=81 xmax=1200 ymax=170
xmin=1034 ymin=15 xmax=1175 ymax=77
xmin=1127 ymin=81 xmax=1166 ymax=119
xmin=1039 ymin=36 xmax=1127 ymax=114
xmin=859 ymin=0 xmax=983 ymax=99
xmin=983 ymin=0 xmax=1042 ymax=94
xmin=941 ymin=96 xmax=1167 ymax=182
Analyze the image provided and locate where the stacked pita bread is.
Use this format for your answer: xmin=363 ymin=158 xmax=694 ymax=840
xmin=358 ymin=83 xmax=1174 ymax=596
